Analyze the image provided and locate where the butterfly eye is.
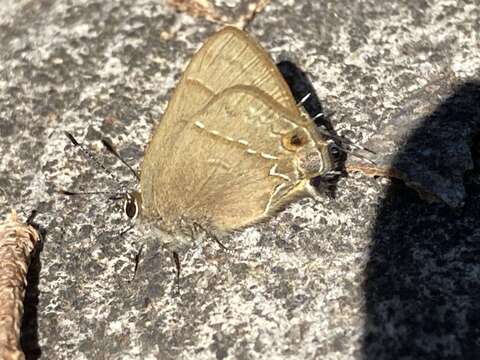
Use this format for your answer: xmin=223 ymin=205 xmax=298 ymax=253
xmin=328 ymin=141 xmax=343 ymax=161
xmin=123 ymin=194 xmax=139 ymax=220
xmin=327 ymin=141 xmax=342 ymax=160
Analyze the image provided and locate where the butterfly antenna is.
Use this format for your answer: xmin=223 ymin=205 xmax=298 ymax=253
xmin=57 ymin=189 xmax=124 ymax=200
xmin=336 ymin=145 xmax=376 ymax=164
xmin=65 ymin=131 xmax=124 ymax=185
xmin=101 ymin=138 xmax=140 ymax=182
xmin=316 ymin=126 xmax=376 ymax=155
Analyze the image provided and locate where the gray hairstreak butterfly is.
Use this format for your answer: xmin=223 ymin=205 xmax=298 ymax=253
xmin=125 ymin=26 xmax=336 ymax=250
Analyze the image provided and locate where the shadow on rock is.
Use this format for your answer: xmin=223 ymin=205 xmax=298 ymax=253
xmin=362 ymin=80 xmax=480 ymax=358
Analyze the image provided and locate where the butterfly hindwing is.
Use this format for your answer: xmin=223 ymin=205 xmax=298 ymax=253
xmin=144 ymin=86 xmax=309 ymax=231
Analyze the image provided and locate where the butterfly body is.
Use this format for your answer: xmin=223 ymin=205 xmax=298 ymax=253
xmin=136 ymin=27 xmax=334 ymax=250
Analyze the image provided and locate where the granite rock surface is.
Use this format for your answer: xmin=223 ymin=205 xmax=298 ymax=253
xmin=0 ymin=0 xmax=479 ymax=359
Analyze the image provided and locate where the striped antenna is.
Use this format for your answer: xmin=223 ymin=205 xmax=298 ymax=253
xmin=65 ymin=132 xmax=124 ymax=185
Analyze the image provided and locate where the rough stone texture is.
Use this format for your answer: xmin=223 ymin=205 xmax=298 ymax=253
xmin=0 ymin=0 xmax=479 ymax=359
xmin=166 ymin=0 xmax=269 ymax=27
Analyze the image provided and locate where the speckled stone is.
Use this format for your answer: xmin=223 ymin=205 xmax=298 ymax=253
xmin=1 ymin=1 xmax=479 ymax=359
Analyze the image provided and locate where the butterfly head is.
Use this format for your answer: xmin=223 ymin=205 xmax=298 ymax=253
xmin=281 ymin=126 xmax=336 ymax=178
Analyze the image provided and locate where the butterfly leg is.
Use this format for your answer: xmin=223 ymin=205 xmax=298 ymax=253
xmin=173 ymin=251 xmax=181 ymax=294
xmin=213 ymin=235 xmax=230 ymax=251
xmin=129 ymin=244 xmax=144 ymax=282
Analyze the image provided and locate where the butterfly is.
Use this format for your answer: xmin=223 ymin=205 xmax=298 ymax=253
xmin=63 ymin=27 xmax=338 ymax=283
xmin=121 ymin=26 xmax=336 ymax=252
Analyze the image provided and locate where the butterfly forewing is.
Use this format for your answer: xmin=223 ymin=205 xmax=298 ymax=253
xmin=143 ymin=27 xmax=301 ymax=179
xmin=171 ymin=27 xmax=299 ymax=121
xmin=186 ymin=27 xmax=298 ymax=111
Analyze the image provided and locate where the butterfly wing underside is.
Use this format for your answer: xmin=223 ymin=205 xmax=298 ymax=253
xmin=144 ymin=87 xmax=310 ymax=232
xmin=169 ymin=26 xmax=300 ymax=124
xmin=142 ymin=27 xmax=301 ymax=181
xmin=140 ymin=27 xmax=324 ymax=234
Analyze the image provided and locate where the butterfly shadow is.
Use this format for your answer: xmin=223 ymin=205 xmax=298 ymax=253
xmin=277 ymin=60 xmax=345 ymax=197
xmin=362 ymin=80 xmax=480 ymax=358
